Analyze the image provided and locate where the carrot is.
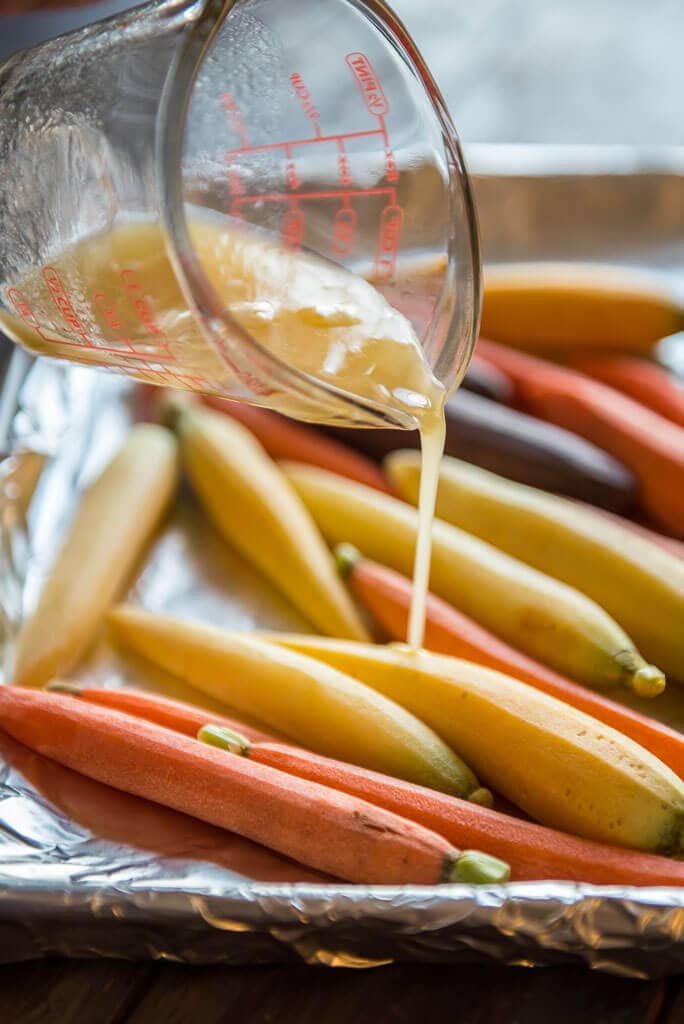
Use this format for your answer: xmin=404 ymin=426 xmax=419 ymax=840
xmin=202 ymin=396 xmax=394 ymax=494
xmin=568 ymin=355 xmax=684 ymax=429
xmin=334 ymin=547 xmax=684 ymax=779
xmin=463 ymin=356 xmax=514 ymax=404
xmin=46 ymin=682 xmax=277 ymax=744
xmin=477 ymin=340 xmax=684 ymax=537
xmin=0 ymin=686 xmax=507 ymax=885
xmin=321 ymin=390 xmax=638 ymax=513
xmin=198 ymin=727 xmax=684 ymax=886
xmin=47 ymin=683 xmax=683 ymax=884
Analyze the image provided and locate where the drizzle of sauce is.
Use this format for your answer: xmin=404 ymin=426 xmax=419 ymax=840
xmin=408 ymin=408 xmax=446 ymax=648
xmin=1 ymin=215 xmax=448 ymax=644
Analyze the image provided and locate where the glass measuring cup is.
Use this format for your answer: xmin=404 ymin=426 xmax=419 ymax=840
xmin=0 ymin=0 xmax=480 ymax=427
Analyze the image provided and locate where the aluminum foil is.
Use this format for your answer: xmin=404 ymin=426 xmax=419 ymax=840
xmin=1 ymin=148 xmax=684 ymax=976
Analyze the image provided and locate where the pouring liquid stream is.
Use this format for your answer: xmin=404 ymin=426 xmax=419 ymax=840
xmin=0 ymin=215 xmax=447 ymax=646
xmin=408 ymin=409 xmax=446 ymax=648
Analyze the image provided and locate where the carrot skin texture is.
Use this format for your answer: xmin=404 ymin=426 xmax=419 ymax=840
xmin=202 ymin=397 xmax=395 ymax=495
xmin=0 ymin=687 xmax=463 ymax=885
xmin=58 ymin=684 xmax=684 ymax=885
xmin=57 ymin=687 xmax=276 ymax=744
xmin=568 ymin=356 xmax=684 ymax=429
xmin=477 ymin=340 xmax=684 ymax=537
xmin=346 ymin=557 xmax=684 ymax=779
xmin=250 ymin=743 xmax=684 ymax=886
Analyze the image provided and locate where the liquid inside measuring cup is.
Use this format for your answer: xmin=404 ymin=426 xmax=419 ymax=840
xmin=0 ymin=213 xmax=447 ymax=646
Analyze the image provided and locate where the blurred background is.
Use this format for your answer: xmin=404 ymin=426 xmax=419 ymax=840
xmin=2 ymin=0 xmax=683 ymax=146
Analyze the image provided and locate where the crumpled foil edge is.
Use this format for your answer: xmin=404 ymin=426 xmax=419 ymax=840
xmin=1 ymin=877 xmax=684 ymax=975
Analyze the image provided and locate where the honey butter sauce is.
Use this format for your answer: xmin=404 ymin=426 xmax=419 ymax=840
xmin=0 ymin=215 xmax=447 ymax=645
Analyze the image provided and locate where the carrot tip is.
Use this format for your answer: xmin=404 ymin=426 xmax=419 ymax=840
xmin=449 ymin=850 xmax=511 ymax=885
xmin=334 ymin=543 xmax=361 ymax=579
xmin=630 ymin=665 xmax=666 ymax=699
xmin=197 ymin=723 xmax=251 ymax=756
xmin=45 ymin=680 xmax=83 ymax=696
xmin=469 ymin=787 xmax=494 ymax=808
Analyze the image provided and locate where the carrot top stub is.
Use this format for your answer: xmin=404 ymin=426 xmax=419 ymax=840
xmin=197 ymin=724 xmax=510 ymax=885
xmin=0 ymin=686 xmax=507 ymax=886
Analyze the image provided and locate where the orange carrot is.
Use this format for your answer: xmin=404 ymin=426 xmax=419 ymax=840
xmin=477 ymin=339 xmax=684 ymax=537
xmin=568 ymin=355 xmax=684 ymax=429
xmin=202 ymin=397 xmax=395 ymax=494
xmin=0 ymin=687 xmax=505 ymax=885
xmin=335 ymin=548 xmax=684 ymax=779
xmin=214 ymin=735 xmax=684 ymax=886
xmin=48 ymin=683 xmax=683 ymax=884
xmin=47 ymin=682 xmax=276 ymax=744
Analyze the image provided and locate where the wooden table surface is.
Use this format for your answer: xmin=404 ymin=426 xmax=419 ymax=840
xmin=0 ymin=959 xmax=682 ymax=1024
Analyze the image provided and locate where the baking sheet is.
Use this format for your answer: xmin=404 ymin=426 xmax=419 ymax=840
xmin=1 ymin=147 xmax=684 ymax=975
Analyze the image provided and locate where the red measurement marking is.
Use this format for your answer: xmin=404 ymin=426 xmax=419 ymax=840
xmin=164 ymin=373 xmax=207 ymax=389
xmin=345 ymin=53 xmax=389 ymax=116
xmin=289 ymin=73 xmax=321 ymax=128
xmin=379 ymin=120 xmax=400 ymax=183
xmin=198 ymin=328 xmax=276 ymax=398
xmin=233 ymin=187 xmax=396 ymax=206
xmin=373 ymin=204 xmax=403 ymax=280
xmin=108 ymin=358 xmax=174 ymax=376
xmin=120 ymin=269 xmax=175 ymax=359
xmin=42 ymin=266 xmax=90 ymax=344
xmin=94 ymin=292 xmax=133 ymax=349
xmin=221 ymin=93 xmax=249 ymax=147
xmin=128 ymin=365 xmax=180 ymax=387
xmin=332 ymin=207 xmax=357 ymax=256
xmin=225 ymin=128 xmax=383 ymax=159
xmin=227 ymin=167 xmax=244 ymax=197
xmin=337 ymin=153 xmax=352 ymax=185
xmin=242 ymin=375 xmax=276 ymax=397
xmin=281 ymin=208 xmax=305 ymax=249
xmin=106 ymin=347 xmax=177 ymax=362
xmin=336 ymin=138 xmax=353 ymax=186
xmin=7 ymin=288 xmax=51 ymax=342
xmin=384 ymin=157 xmax=399 ymax=182
xmin=284 ymin=147 xmax=301 ymax=191
xmin=4 ymin=289 xmax=155 ymax=357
